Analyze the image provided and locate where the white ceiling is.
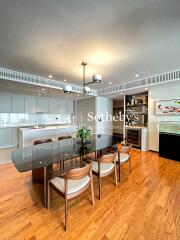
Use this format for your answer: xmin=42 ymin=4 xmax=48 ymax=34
xmin=0 ymin=0 xmax=180 ymax=90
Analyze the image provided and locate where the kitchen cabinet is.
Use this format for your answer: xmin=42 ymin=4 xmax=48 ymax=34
xmin=25 ymin=96 xmax=36 ymax=113
xmin=66 ymin=99 xmax=74 ymax=114
xmin=37 ymin=97 xmax=49 ymax=113
xmin=59 ymin=98 xmax=66 ymax=114
xmin=12 ymin=95 xmax=25 ymax=113
xmin=0 ymin=128 xmax=13 ymax=148
xmin=0 ymin=94 xmax=11 ymax=112
xmin=49 ymin=98 xmax=59 ymax=114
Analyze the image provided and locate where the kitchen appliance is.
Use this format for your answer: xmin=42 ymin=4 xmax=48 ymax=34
xmin=126 ymin=128 xmax=141 ymax=147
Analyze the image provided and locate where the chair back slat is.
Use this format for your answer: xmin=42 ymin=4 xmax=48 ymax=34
xmin=117 ymin=144 xmax=132 ymax=154
xmin=33 ymin=139 xmax=53 ymax=145
xmin=99 ymin=153 xmax=116 ymax=163
xmin=64 ymin=162 xmax=92 ymax=180
xmin=58 ymin=136 xmax=72 ymax=141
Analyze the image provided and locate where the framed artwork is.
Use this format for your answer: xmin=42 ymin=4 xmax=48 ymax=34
xmin=155 ymin=99 xmax=180 ymax=115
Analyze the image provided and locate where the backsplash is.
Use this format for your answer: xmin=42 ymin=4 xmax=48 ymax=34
xmin=0 ymin=113 xmax=72 ymax=127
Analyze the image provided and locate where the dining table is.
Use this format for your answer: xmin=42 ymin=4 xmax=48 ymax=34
xmin=11 ymin=134 xmax=121 ymax=207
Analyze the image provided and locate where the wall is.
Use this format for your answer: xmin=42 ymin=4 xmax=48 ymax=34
xmin=113 ymin=99 xmax=124 ymax=135
xmin=96 ymin=97 xmax=113 ymax=134
xmin=148 ymin=81 xmax=180 ymax=151
xmin=76 ymin=96 xmax=113 ymax=134
xmin=76 ymin=97 xmax=96 ymax=131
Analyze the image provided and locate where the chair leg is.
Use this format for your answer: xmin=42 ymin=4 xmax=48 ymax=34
xmin=65 ymin=197 xmax=68 ymax=231
xmin=114 ymin=165 xmax=118 ymax=186
xmin=118 ymin=162 xmax=121 ymax=182
xmin=129 ymin=158 xmax=132 ymax=173
xmin=98 ymin=175 xmax=101 ymax=200
xmin=90 ymin=171 xmax=95 ymax=205
xmin=47 ymin=181 xmax=50 ymax=209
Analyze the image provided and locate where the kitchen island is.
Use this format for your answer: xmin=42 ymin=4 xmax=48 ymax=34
xmin=19 ymin=125 xmax=77 ymax=147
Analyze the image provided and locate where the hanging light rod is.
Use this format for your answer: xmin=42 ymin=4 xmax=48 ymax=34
xmin=81 ymin=61 xmax=102 ymax=85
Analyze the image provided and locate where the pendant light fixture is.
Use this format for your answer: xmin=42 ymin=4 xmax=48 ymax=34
xmin=63 ymin=61 xmax=102 ymax=94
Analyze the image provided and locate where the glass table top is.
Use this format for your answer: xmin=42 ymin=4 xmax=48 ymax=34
xmin=11 ymin=134 xmax=121 ymax=172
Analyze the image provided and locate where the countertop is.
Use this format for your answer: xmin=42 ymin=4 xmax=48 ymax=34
xmin=0 ymin=123 xmax=73 ymax=129
xmin=19 ymin=124 xmax=77 ymax=132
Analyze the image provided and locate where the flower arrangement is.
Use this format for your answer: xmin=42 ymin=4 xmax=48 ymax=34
xmin=76 ymin=126 xmax=92 ymax=141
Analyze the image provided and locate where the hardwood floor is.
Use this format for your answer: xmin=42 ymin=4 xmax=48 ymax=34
xmin=0 ymin=149 xmax=179 ymax=240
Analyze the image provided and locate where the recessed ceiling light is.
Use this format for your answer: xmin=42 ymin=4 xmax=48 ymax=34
xmin=108 ymin=81 xmax=112 ymax=85
xmin=49 ymin=75 xmax=53 ymax=79
xmin=135 ymin=74 xmax=139 ymax=78
xmin=41 ymin=88 xmax=45 ymax=91
xmin=145 ymin=87 xmax=148 ymax=90
xmin=64 ymin=79 xmax=67 ymax=82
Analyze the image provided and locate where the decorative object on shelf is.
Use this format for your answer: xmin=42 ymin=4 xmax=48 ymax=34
xmin=63 ymin=62 xmax=102 ymax=94
xmin=155 ymin=99 xmax=180 ymax=115
xmin=76 ymin=126 xmax=92 ymax=144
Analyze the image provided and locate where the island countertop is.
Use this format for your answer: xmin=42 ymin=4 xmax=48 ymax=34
xmin=19 ymin=125 xmax=78 ymax=147
xmin=19 ymin=124 xmax=78 ymax=131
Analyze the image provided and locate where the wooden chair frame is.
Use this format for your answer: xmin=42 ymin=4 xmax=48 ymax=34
xmin=32 ymin=139 xmax=53 ymax=184
xmin=92 ymin=153 xmax=117 ymax=200
xmin=47 ymin=162 xmax=94 ymax=231
xmin=117 ymin=143 xmax=132 ymax=182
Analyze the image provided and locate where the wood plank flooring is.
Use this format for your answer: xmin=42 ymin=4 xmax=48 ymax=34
xmin=0 ymin=149 xmax=179 ymax=240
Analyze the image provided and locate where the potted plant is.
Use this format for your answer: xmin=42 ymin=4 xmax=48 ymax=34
xmin=76 ymin=126 xmax=92 ymax=144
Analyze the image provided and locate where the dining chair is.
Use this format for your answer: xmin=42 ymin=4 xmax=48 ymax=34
xmin=47 ymin=162 xmax=94 ymax=231
xmin=115 ymin=143 xmax=132 ymax=181
xmin=57 ymin=135 xmax=75 ymax=169
xmin=32 ymin=139 xmax=53 ymax=184
xmin=58 ymin=135 xmax=72 ymax=141
xmin=91 ymin=153 xmax=117 ymax=200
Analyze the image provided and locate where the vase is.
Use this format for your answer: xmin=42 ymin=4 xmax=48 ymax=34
xmin=81 ymin=137 xmax=86 ymax=144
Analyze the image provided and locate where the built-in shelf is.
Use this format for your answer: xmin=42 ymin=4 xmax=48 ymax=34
xmin=126 ymin=112 xmax=148 ymax=115
xmin=126 ymin=104 xmax=148 ymax=107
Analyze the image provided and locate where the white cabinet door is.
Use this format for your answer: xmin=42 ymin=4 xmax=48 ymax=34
xmin=0 ymin=94 xmax=11 ymax=112
xmin=12 ymin=95 xmax=25 ymax=113
xmin=59 ymin=98 xmax=66 ymax=114
xmin=25 ymin=96 xmax=37 ymax=113
xmin=49 ymin=98 xmax=59 ymax=114
xmin=66 ymin=99 xmax=74 ymax=114
xmin=37 ymin=97 xmax=49 ymax=113
xmin=0 ymin=128 xmax=13 ymax=148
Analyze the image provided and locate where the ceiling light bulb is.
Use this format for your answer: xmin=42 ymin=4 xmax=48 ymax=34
xmin=108 ymin=81 xmax=112 ymax=85
xmin=64 ymin=79 xmax=67 ymax=82
xmin=63 ymin=84 xmax=72 ymax=94
xmin=49 ymin=75 xmax=53 ymax=79
xmin=135 ymin=74 xmax=139 ymax=78
xmin=92 ymin=74 xmax=102 ymax=83
xmin=84 ymin=86 xmax=90 ymax=93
